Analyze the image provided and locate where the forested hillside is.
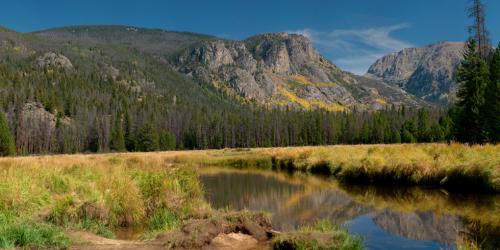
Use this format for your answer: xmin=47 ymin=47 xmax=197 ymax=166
xmin=0 ymin=25 xmax=449 ymax=155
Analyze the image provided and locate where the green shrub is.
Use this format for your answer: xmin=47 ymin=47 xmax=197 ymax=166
xmin=0 ymin=218 xmax=70 ymax=249
xmin=272 ymin=220 xmax=363 ymax=250
xmin=147 ymin=209 xmax=180 ymax=231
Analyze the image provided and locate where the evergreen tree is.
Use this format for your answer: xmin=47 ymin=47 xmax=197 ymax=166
xmin=159 ymin=131 xmax=176 ymax=151
xmin=88 ymin=121 xmax=100 ymax=153
xmin=136 ymin=122 xmax=159 ymax=152
xmin=392 ymin=130 xmax=402 ymax=144
xmin=401 ymin=120 xmax=417 ymax=143
xmin=0 ymin=112 xmax=15 ymax=156
xmin=124 ymin=110 xmax=136 ymax=151
xmin=110 ymin=117 xmax=126 ymax=151
xmin=429 ymin=124 xmax=445 ymax=142
xmin=417 ymin=109 xmax=431 ymax=142
xmin=439 ymin=114 xmax=456 ymax=142
xmin=401 ymin=129 xmax=416 ymax=143
xmin=455 ymin=39 xmax=490 ymax=144
xmin=467 ymin=0 xmax=491 ymax=59
xmin=483 ymin=43 xmax=500 ymax=142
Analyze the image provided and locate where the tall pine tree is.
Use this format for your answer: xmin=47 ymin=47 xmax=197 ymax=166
xmin=136 ymin=122 xmax=159 ymax=152
xmin=0 ymin=112 xmax=16 ymax=156
xmin=110 ymin=117 xmax=126 ymax=152
xmin=484 ymin=43 xmax=500 ymax=142
xmin=467 ymin=0 xmax=491 ymax=59
xmin=455 ymin=39 xmax=490 ymax=144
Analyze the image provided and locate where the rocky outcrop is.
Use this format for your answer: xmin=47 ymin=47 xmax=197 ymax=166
xmin=15 ymin=102 xmax=72 ymax=154
xmin=100 ymin=63 xmax=120 ymax=79
xmin=36 ymin=52 xmax=73 ymax=69
xmin=177 ymin=33 xmax=423 ymax=111
xmin=367 ymin=41 xmax=464 ymax=105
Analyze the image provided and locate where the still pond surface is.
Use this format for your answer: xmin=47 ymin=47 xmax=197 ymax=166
xmin=200 ymin=168 xmax=499 ymax=250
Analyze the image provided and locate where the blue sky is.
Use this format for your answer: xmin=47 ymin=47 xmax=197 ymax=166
xmin=1 ymin=0 xmax=499 ymax=74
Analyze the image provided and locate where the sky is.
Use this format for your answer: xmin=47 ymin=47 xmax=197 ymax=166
xmin=1 ymin=0 xmax=499 ymax=75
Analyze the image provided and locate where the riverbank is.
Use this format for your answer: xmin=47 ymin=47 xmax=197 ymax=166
xmin=0 ymin=143 xmax=497 ymax=248
xmin=197 ymin=144 xmax=499 ymax=192
xmin=0 ymin=152 xmax=361 ymax=249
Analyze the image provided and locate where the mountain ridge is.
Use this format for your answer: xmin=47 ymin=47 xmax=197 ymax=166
xmin=175 ymin=31 xmax=425 ymax=110
xmin=366 ymin=41 xmax=464 ymax=105
xmin=1 ymin=24 xmax=429 ymax=111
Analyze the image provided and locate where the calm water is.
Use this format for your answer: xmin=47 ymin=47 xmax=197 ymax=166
xmin=200 ymin=168 xmax=500 ymax=250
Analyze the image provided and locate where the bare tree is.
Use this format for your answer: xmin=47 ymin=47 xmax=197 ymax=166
xmin=467 ymin=0 xmax=491 ymax=59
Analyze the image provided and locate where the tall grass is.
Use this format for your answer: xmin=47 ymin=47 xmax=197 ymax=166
xmin=197 ymin=144 xmax=500 ymax=192
xmin=272 ymin=220 xmax=363 ymax=250
xmin=1 ymin=143 xmax=491 ymax=247
xmin=0 ymin=153 xmax=208 ymax=248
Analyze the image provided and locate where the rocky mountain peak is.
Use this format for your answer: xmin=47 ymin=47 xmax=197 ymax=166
xmin=244 ymin=33 xmax=326 ymax=78
xmin=367 ymin=41 xmax=464 ymax=105
xmin=176 ymin=32 xmax=423 ymax=111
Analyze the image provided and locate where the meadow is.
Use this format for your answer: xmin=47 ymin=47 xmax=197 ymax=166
xmin=0 ymin=143 xmax=497 ymax=249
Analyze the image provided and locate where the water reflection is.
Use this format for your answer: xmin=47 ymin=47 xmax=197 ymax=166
xmin=200 ymin=168 xmax=500 ymax=249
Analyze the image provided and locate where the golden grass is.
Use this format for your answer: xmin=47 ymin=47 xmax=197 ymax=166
xmin=0 ymin=152 xmax=209 ymax=247
xmin=246 ymin=144 xmax=499 ymax=191
xmin=3 ymin=143 xmax=496 ymax=191
xmin=0 ymin=144 xmax=498 ymax=248
xmin=130 ymin=143 xmax=499 ymax=191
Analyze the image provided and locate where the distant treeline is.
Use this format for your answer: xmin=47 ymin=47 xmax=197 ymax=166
xmin=0 ymin=0 xmax=498 ymax=156
xmin=0 ymin=60 xmax=453 ymax=156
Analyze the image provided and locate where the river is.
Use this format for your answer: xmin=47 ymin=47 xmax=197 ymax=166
xmin=200 ymin=167 xmax=499 ymax=250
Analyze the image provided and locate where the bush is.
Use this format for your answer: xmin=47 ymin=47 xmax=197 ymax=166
xmin=147 ymin=209 xmax=180 ymax=231
xmin=0 ymin=216 xmax=70 ymax=249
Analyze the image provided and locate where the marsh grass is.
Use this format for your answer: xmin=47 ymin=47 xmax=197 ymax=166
xmin=0 ymin=153 xmax=208 ymax=248
xmin=272 ymin=220 xmax=363 ymax=250
xmin=201 ymin=144 xmax=500 ymax=192
xmin=0 ymin=212 xmax=71 ymax=249
xmin=0 ymin=143 xmax=495 ymax=248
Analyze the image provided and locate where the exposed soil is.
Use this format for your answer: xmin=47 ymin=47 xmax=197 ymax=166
xmin=69 ymin=231 xmax=163 ymax=250
xmin=69 ymin=212 xmax=273 ymax=250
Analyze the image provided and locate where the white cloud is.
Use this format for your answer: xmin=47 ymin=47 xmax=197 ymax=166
xmin=287 ymin=24 xmax=413 ymax=75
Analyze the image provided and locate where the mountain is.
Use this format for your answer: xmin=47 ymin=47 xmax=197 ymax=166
xmin=35 ymin=25 xmax=214 ymax=56
xmin=35 ymin=27 xmax=424 ymax=111
xmin=366 ymin=41 xmax=464 ymax=105
xmin=0 ymin=25 xmax=445 ymax=154
xmin=175 ymin=32 xmax=424 ymax=111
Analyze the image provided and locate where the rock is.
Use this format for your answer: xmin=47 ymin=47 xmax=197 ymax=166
xmin=160 ymin=212 xmax=272 ymax=249
xmin=242 ymin=219 xmax=269 ymax=241
xmin=15 ymin=102 xmax=72 ymax=154
xmin=36 ymin=52 xmax=73 ymax=69
xmin=176 ymin=33 xmax=424 ymax=111
xmin=181 ymin=219 xmax=224 ymax=245
xmin=204 ymin=233 xmax=259 ymax=250
xmin=101 ymin=63 xmax=120 ymax=79
xmin=367 ymin=41 xmax=464 ymax=105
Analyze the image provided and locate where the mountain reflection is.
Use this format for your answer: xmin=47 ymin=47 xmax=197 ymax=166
xmin=200 ymin=168 xmax=499 ymax=247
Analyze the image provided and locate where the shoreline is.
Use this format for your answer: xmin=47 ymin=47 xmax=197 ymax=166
xmin=0 ymin=143 xmax=497 ymax=249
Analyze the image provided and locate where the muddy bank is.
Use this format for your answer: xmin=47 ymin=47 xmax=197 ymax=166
xmin=70 ymin=211 xmax=273 ymax=250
